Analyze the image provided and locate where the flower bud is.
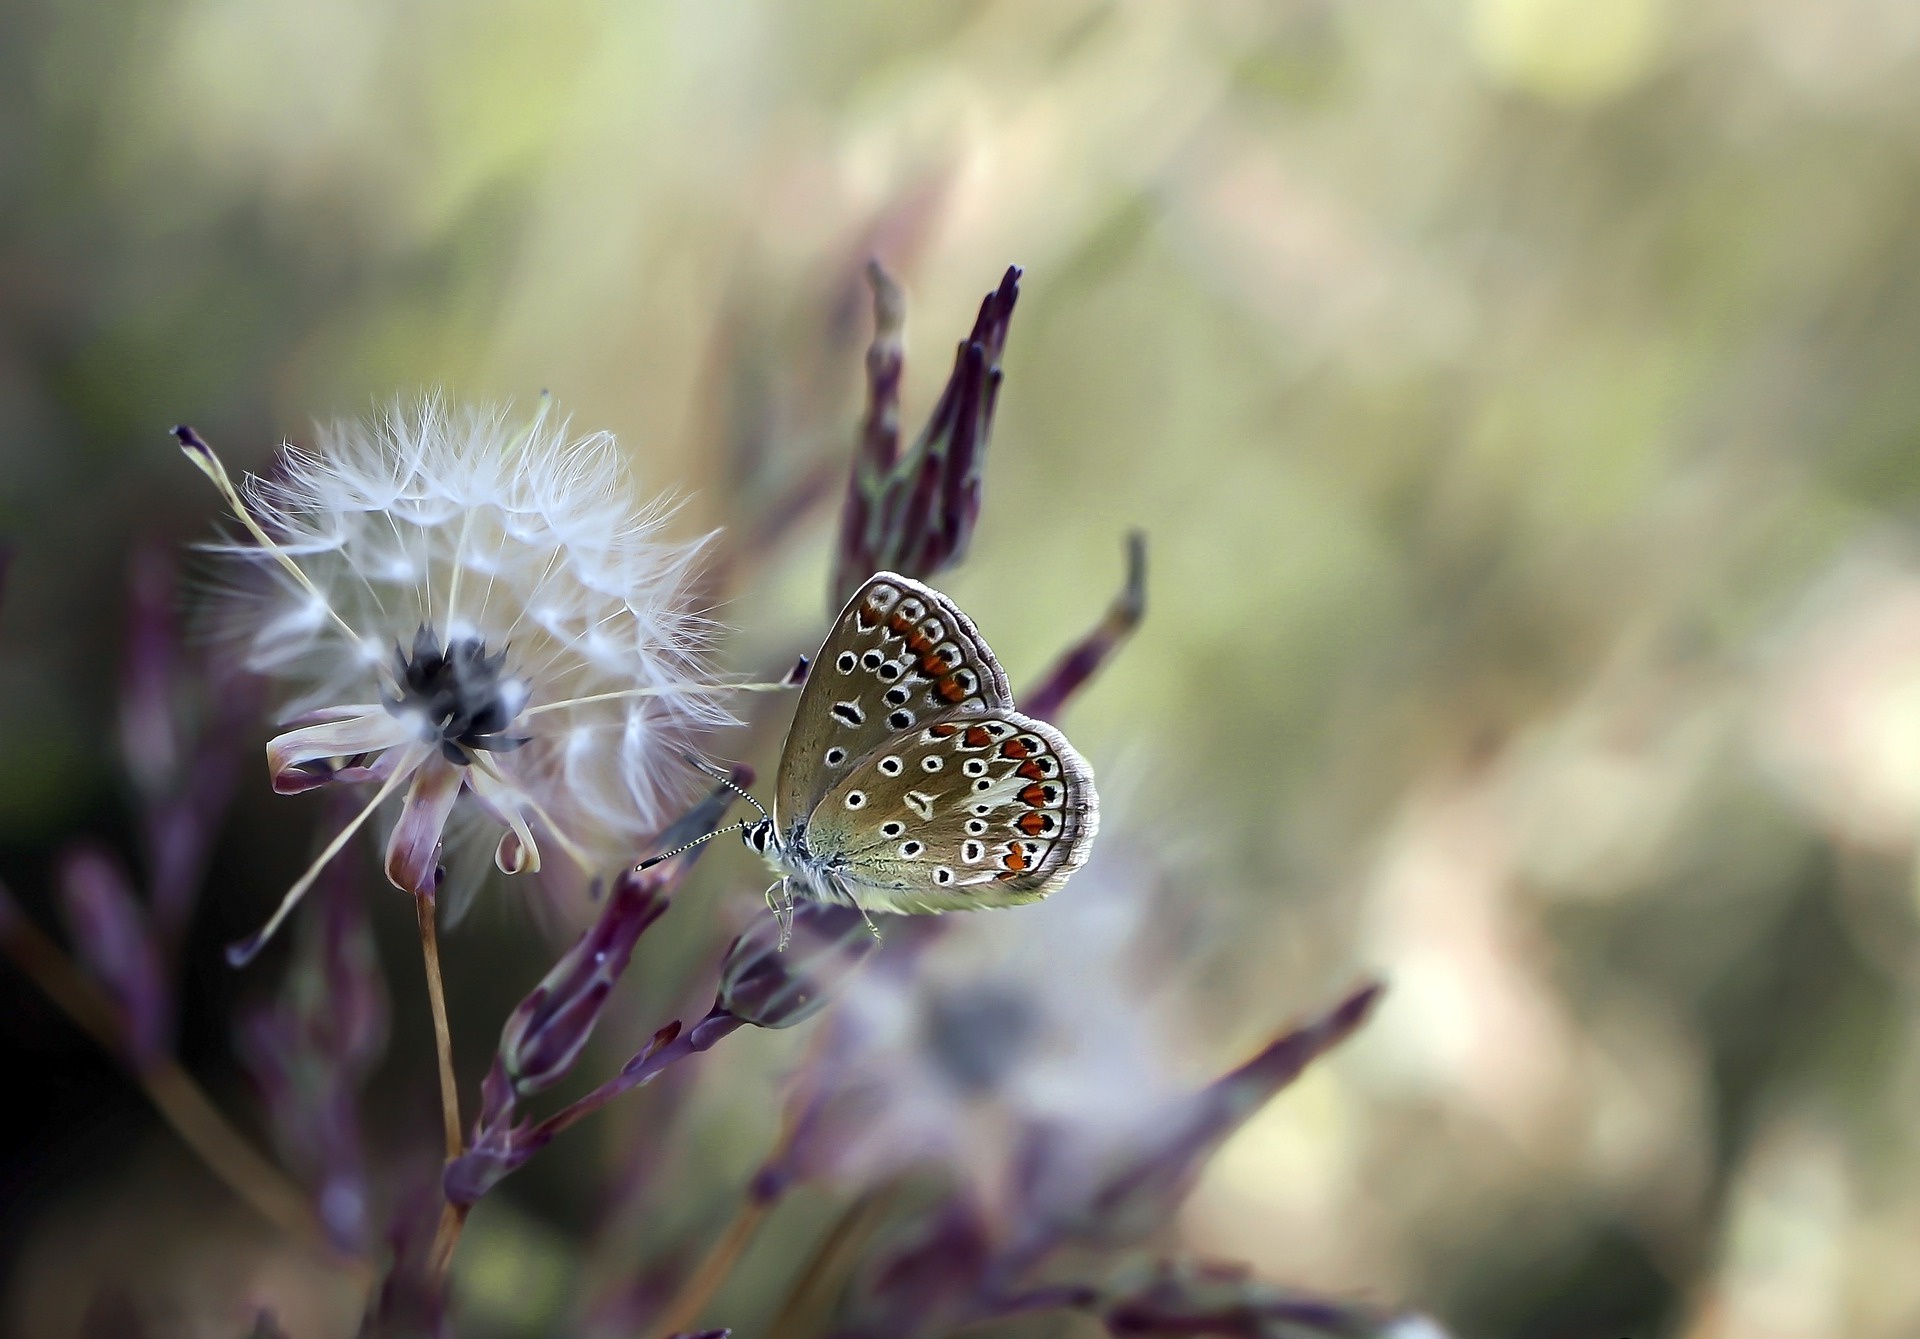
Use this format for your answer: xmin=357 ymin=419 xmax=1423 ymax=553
xmin=714 ymin=903 xmax=876 ymax=1029
xmin=499 ymin=867 xmax=668 ymax=1096
xmin=58 ymin=847 xmax=169 ymax=1070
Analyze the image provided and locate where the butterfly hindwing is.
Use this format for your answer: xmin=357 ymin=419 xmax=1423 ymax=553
xmin=799 ymin=710 xmax=1098 ymax=914
xmin=775 ymin=573 xmax=1013 ymax=834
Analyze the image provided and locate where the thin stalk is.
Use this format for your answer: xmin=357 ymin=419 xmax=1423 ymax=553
xmin=649 ymin=1197 xmax=774 ymax=1339
xmin=414 ymin=891 xmax=470 ymax=1282
xmin=0 ymin=912 xmax=339 ymax=1258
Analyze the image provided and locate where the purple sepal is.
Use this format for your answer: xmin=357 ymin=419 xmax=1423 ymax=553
xmin=1100 ymin=1260 xmax=1442 ymax=1338
xmin=57 ymin=847 xmax=169 ymax=1070
xmin=830 ymin=264 xmax=1021 ymax=608
xmin=715 ymin=902 xmax=878 ymax=1030
xmin=498 ymin=867 xmax=670 ymax=1098
xmin=361 ymin=1157 xmax=452 ymax=1338
xmin=1022 ymin=532 xmax=1148 ymax=724
xmin=837 ymin=1199 xmax=995 ymax=1339
xmin=1060 ymin=983 xmax=1384 ymax=1244
xmin=447 ymin=1011 xmax=743 ymax=1206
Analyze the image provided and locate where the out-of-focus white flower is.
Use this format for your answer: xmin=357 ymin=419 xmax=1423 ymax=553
xmin=179 ymin=399 xmax=755 ymax=963
xmin=800 ymin=841 xmax=1189 ymax=1228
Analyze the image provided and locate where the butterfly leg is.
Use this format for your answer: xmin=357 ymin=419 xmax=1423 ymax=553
xmin=857 ymin=903 xmax=884 ymax=942
xmin=763 ymin=877 xmax=795 ymax=951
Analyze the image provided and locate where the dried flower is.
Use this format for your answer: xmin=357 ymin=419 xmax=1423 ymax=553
xmin=830 ymin=263 xmax=1021 ymax=607
xmin=177 ymin=400 xmax=750 ymax=962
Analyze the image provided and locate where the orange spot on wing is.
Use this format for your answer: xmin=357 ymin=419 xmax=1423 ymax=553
xmin=1016 ymin=811 xmax=1049 ymax=836
xmin=1016 ymin=760 xmax=1047 ymax=782
xmin=963 ymin=725 xmax=994 ymax=750
xmin=921 ymin=654 xmax=951 ymax=677
xmin=1000 ymin=739 xmax=1031 ymax=760
xmin=935 ymin=676 xmax=968 ymax=704
xmin=928 ymin=723 xmax=959 ymax=738
xmin=888 ymin=612 xmax=915 ymax=636
xmin=1001 ymin=844 xmax=1030 ymax=874
xmin=906 ymin=630 xmax=934 ymax=656
xmin=1017 ymin=783 xmax=1050 ymax=808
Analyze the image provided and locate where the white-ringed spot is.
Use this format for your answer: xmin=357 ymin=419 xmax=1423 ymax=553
xmin=897 ymin=598 xmax=925 ymax=621
xmin=899 ymin=840 xmax=923 ymax=859
xmin=885 ymin=685 xmax=911 ymax=706
xmin=904 ymin=791 xmax=935 ymax=821
xmin=923 ymin=619 xmax=945 ymax=641
xmin=880 ymin=820 xmax=905 ymax=838
xmin=824 ymin=746 xmax=848 ymax=766
xmin=973 ymin=777 xmax=993 ymax=793
xmin=878 ymin=756 xmax=903 ymax=776
xmin=965 ymin=819 xmax=987 ymax=836
xmin=971 ymin=803 xmax=992 ymax=816
xmin=835 ymin=651 xmax=858 ymax=673
xmin=888 ymin=709 xmax=915 ymax=730
xmin=933 ymin=867 xmax=955 ymax=886
xmin=844 ymin=791 xmax=867 ymax=810
xmin=861 ymin=650 xmax=884 ymax=671
xmin=878 ymin=662 xmax=903 ymax=682
xmin=962 ymin=839 xmax=985 ymax=863
xmin=962 ymin=759 xmax=988 ymax=777
xmin=921 ymin=755 xmax=944 ymax=772
xmin=832 ymin=701 xmax=865 ymax=727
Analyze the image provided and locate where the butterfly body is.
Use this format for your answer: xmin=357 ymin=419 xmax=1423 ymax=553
xmin=744 ymin=573 xmax=1098 ymax=918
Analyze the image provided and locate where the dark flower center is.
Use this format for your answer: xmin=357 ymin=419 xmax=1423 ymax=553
xmin=386 ymin=625 xmax=527 ymax=763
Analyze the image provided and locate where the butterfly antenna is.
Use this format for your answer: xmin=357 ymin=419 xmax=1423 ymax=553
xmin=681 ymin=753 xmax=771 ymax=822
xmin=637 ymin=820 xmax=751 ymax=871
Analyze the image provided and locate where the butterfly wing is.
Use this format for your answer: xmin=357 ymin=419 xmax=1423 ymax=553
xmin=775 ymin=572 xmax=1013 ymax=832
xmin=800 ymin=710 xmax=1098 ymax=914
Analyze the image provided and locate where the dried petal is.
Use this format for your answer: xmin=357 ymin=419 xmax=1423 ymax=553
xmin=384 ymin=755 xmax=466 ymax=895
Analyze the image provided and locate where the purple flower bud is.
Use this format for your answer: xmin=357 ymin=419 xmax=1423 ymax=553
xmin=715 ymin=903 xmax=877 ymax=1030
xmin=831 ymin=264 xmax=1021 ymax=608
xmin=498 ymin=866 xmax=670 ymax=1098
xmin=1021 ymin=532 xmax=1147 ymax=724
xmin=1061 ymin=982 xmax=1383 ymax=1243
xmin=58 ymin=847 xmax=169 ymax=1070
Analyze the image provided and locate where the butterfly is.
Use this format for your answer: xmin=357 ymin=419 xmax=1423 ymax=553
xmin=652 ymin=573 xmax=1098 ymax=931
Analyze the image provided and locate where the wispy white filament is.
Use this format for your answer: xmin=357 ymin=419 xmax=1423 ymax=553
xmin=192 ymin=397 xmax=749 ymax=955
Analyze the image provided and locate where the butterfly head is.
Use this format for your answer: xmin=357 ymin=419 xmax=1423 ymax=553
xmin=742 ymin=816 xmax=777 ymax=858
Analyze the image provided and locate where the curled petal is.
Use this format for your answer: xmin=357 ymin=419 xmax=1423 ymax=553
xmin=466 ymin=760 xmax=542 ymax=875
xmin=267 ymin=714 xmax=411 ymax=795
xmin=384 ymin=756 xmax=466 ymax=895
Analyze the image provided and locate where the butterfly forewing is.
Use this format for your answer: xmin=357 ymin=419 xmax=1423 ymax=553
xmin=775 ymin=573 xmax=1013 ymax=832
xmin=800 ymin=710 xmax=1098 ymax=914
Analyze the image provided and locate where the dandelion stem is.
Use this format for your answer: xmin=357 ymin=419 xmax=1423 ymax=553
xmin=415 ymin=889 xmax=471 ymax=1283
xmin=519 ymin=679 xmax=797 ymax=718
xmin=173 ymin=427 xmax=364 ymax=647
xmin=0 ymin=908 xmax=342 ymax=1260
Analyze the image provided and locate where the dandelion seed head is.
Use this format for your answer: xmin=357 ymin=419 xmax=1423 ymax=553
xmin=204 ymin=397 xmax=733 ymax=922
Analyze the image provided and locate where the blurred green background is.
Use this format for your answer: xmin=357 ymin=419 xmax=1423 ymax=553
xmin=7 ymin=1 xmax=1920 ymax=1336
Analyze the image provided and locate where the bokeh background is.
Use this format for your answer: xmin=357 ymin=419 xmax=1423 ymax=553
xmin=6 ymin=1 xmax=1920 ymax=1336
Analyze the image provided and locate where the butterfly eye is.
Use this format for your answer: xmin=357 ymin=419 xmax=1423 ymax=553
xmin=878 ymin=756 xmax=903 ymax=776
xmin=920 ymin=756 xmax=943 ymax=773
xmin=835 ymin=652 xmax=858 ymax=673
xmin=844 ymin=791 xmax=867 ymax=810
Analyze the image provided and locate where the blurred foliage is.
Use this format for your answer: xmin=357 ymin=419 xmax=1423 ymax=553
xmin=7 ymin=0 xmax=1920 ymax=1337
